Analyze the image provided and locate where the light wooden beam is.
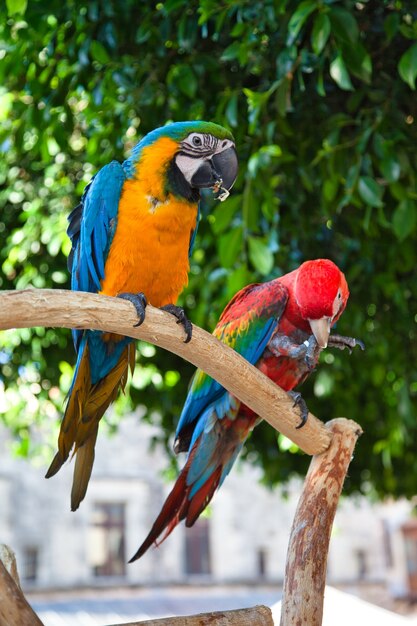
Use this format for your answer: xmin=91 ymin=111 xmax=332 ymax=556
xmin=106 ymin=605 xmax=274 ymax=626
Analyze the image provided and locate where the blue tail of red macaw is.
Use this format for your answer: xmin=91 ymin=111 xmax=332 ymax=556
xmin=129 ymin=397 xmax=249 ymax=562
xmin=130 ymin=279 xmax=289 ymax=561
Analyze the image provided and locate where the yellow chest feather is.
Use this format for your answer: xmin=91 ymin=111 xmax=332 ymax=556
xmin=100 ymin=178 xmax=198 ymax=307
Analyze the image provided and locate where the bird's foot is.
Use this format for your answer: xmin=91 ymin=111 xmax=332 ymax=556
xmin=118 ymin=292 xmax=148 ymax=327
xmin=288 ymin=391 xmax=309 ymax=429
xmin=160 ymin=304 xmax=193 ymax=343
xmin=304 ymin=335 xmax=321 ymax=371
xmin=327 ymin=334 xmax=365 ymax=354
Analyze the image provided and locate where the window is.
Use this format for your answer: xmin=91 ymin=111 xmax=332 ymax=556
xmin=22 ymin=547 xmax=38 ymax=582
xmin=184 ymin=518 xmax=211 ymax=575
xmin=355 ymin=549 xmax=368 ymax=580
xmin=89 ymin=502 xmax=126 ymax=577
xmin=257 ymin=549 xmax=267 ymax=578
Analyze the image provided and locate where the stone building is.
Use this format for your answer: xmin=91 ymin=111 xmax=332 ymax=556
xmin=0 ymin=413 xmax=413 ymax=593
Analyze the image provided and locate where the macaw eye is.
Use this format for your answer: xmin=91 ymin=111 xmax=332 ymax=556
xmin=192 ymin=135 xmax=203 ymax=147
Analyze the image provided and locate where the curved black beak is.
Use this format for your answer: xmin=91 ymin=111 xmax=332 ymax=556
xmin=190 ymin=146 xmax=238 ymax=195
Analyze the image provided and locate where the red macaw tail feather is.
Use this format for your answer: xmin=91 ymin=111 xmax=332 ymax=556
xmin=185 ymin=465 xmax=222 ymax=527
xmin=129 ymin=455 xmax=192 ymax=563
xmin=129 ymin=436 xmax=225 ymax=562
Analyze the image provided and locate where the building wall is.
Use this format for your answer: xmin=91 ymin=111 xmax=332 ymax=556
xmin=0 ymin=416 xmax=411 ymax=591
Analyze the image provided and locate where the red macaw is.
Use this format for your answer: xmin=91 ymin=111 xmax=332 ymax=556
xmin=130 ymin=258 xmax=364 ymax=561
xmin=46 ymin=121 xmax=238 ymax=511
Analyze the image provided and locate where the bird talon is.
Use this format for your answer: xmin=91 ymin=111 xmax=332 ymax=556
xmin=288 ymin=391 xmax=309 ymax=429
xmin=118 ymin=292 xmax=148 ymax=327
xmin=160 ymin=304 xmax=193 ymax=343
xmin=327 ymin=334 xmax=365 ymax=352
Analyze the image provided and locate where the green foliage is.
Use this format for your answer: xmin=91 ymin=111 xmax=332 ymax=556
xmin=1 ymin=0 xmax=417 ymax=497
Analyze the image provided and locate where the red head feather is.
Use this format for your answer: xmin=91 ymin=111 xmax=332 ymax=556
xmin=294 ymin=259 xmax=349 ymax=322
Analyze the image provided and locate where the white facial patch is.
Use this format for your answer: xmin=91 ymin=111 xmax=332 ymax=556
xmin=332 ymin=289 xmax=343 ymax=317
xmin=175 ymin=153 xmax=204 ymax=184
xmin=213 ymin=138 xmax=234 ymax=154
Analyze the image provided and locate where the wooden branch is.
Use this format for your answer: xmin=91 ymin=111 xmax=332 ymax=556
xmin=0 ymin=544 xmax=20 ymax=588
xmin=106 ymin=605 xmax=273 ymax=626
xmin=280 ymin=418 xmax=363 ymax=626
xmin=0 ymin=546 xmax=44 ymax=626
xmin=0 ymin=289 xmax=331 ymax=456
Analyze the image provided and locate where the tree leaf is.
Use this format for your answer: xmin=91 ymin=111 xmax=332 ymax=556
xmin=90 ymin=40 xmax=110 ymax=64
xmin=330 ymin=55 xmax=354 ymax=91
xmin=225 ymin=93 xmax=238 ymax=127
xmin=311 ymin=13 xmax=331 ymax=55
xmin=218 ymin=226 xmax=243 ymax=268
xmin=379 ymin=157 xmax=401 ymax=183
xmin=226 ymin=264 xmax=249 ymax=300
xmin=276 ymin=77 xmax=291 ymax=117
xmin=248 ymin=237 xmax=274 ymax=276
xmin=392 ymin=199 xmax=416 ymax=240
xmin=167 ymin=64 xmax=198 ymax=98
xmin=6 ymin=0 xmax=27 ymax=15
xmin=384 ymin=13 xmax=399 ymax=41
xmin=358 ymin=176 xmax=383 ymax=208
xmin=398 ymin=42 xmax=417 ymax=90
xmin=287 ymin=0 xmax=317 ymax=46
xmin=221 ymin=42 xmax=240 ymax=62
xmin=211 ymin=195 xmax=241 ymax=235
xmin=329 ymin=7 xmax=359 ymax=44
xmin=342 ymin=41 xmax=372 ymax=83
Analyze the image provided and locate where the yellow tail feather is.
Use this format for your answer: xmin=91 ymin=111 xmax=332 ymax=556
xmin=71 ymin=427 xmax=98 ymax=511
xmin=46 ymin=341 xmax=136 ymax=509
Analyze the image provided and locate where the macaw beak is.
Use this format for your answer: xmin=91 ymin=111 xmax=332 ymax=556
xmin=191 ymin=146 xmax=238 ymax=196
xmin=309 ymin=317 xmax=332 ymax=349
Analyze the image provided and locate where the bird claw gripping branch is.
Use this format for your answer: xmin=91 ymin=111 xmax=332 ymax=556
xmin=288 ymin=391 xmax=309 ymax=429
xmin=118 ymin=292 xmax=148 ymax=327
xmin=160 ymin=304 xmax=193 ymax=343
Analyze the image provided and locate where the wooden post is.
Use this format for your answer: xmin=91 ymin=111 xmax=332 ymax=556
xmin=0 ymin=545 xmax=44 ymax=626
xmin=280 ymin=418 xmax=363 ymax=626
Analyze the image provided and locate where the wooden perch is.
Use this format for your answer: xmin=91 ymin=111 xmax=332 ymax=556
xmin=0 ymin=288 xmax=331 ymax=456
xmin=280 ymin=418 xmax=363 ymax=626
xmin=106 ymin=605 xmax=273 ymax=626
xmin=0 ymin=545 xmax=44 ymax=626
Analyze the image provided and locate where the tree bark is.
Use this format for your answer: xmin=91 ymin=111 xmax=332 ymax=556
xmin=0 ymin=288 xmax=331 ymax=456
xmin=0 ymin=544 xmax=20 ymax=588
xmin=106 ymin=605 xmax=273 ymax=626
xmin=0 ymin=546 xmax=44 ymax=626
xmin=280 ymin=418 xmax=363 ymax=626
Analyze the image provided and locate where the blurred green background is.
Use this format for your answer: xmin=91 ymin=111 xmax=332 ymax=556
xmin=1 ymin=0 xmax=416 ymax=497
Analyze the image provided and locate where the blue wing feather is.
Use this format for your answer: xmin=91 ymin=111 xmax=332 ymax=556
xmin=175 ymin=280 xmax=289 ymax=449
xmin=188 ymin=201 xmax=200 ymax=257
xmin=178 ymin=317 xmax=277 ymax=438
xmin=69 ymin=161 xmax=126 ymax=349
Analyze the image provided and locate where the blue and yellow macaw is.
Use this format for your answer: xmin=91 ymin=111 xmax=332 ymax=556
xmin=46 ymin=121 xmax=238 ymax=511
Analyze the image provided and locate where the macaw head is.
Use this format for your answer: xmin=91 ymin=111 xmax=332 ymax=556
xmin=125 ymin=121 xmax=238 ymax=203
xmin=293 ymin=259 xmax=350 ymax=348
